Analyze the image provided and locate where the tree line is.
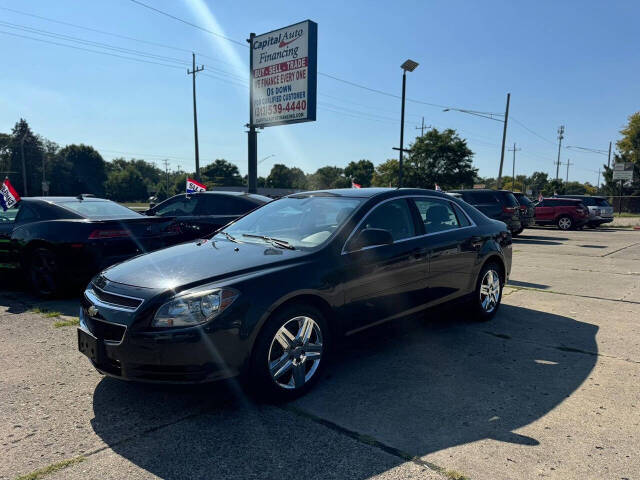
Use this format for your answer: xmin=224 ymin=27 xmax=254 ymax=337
xmin=1 ymin=115 xmax=637 ymax=203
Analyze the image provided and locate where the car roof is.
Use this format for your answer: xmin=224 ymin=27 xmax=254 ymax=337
xmin=288 ymin=187 xmax=452 ymax=199
xmin=543 ymin=197 xmax=582 ymax=202
xmin=185 ymin=191 xmax=271 ymax=202
xmin=558 ymin=195 xmax=605 ymax=199
xmin=450 ymin=189 xmax=512 ymax=194
xmin=21 ymin=197 xmax=111 ymax=204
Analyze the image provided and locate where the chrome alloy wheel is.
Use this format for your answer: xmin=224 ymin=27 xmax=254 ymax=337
xmin=558 ymin=217 xmax=572 ymax=230
xmin=479 ymin=269 xmax=501 ymax=313
xmin=268 ymin=316 xmax=323 ymax=390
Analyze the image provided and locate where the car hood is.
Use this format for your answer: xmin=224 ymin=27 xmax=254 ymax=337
xmin=101 ymin=238 xmax=309 ymax=290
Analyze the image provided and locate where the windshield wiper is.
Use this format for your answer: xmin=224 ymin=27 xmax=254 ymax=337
xmin=242 ymin=234 xmax=295 ymax=250
xmin=218 ymin=231 xmax=238 ymax=243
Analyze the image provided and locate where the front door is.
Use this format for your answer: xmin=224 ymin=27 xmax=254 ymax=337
xmin=0 ymin=207 xmax=18 ymax=269
xmin=341 ymin=198 xmax=427 ymax=333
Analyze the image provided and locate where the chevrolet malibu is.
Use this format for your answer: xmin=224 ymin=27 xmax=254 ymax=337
xmin=78 ymin=188 xmax=512 ymax=400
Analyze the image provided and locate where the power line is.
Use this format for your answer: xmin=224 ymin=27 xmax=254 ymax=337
xmin=128 ymin=0 xmax=246 ymax=47
xmin=510 ymin=117 xmax=557 ymax=145
xmin=0 ymin=5 xmax=230 ymax=64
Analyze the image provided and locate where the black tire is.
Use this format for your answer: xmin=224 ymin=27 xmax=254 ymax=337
xmin=249 ymin=303 xmax=329 ymax=402
xmin=467 ymin=261 xmax=504 ymax=321
xmin=511 ymin=227 xmax=524 ymax=236
xmin=28 ymin=247 xmax=61 ymax=298
xmin=556 ymin=215 xmax=573 ymax=231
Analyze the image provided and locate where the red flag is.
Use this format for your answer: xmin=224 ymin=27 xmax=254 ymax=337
xmin=351 ymin=181 xmax=361 ymax=189
xmin=0 ymin=178 xmax=21 ymax=211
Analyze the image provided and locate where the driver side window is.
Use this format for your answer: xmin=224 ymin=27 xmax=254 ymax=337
xmin=155 ymin=196 xmax=197 ymax=216
xmin=353 ymin=199 xmax=416 ymax=245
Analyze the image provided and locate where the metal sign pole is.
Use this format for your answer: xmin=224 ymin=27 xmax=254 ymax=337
xmin=247 ymin=32 xmax=258 ymax=194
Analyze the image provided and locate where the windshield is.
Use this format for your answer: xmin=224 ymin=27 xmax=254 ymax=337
xmin=220 ymin=196 xmax=363 ymax=249
xmin=56 ymin=200 xmax=142 ymax=220
xmin=595 ymin=198 xmax=610 ymax=207
xmin=503 ymin=193 xmax=520 ymax=207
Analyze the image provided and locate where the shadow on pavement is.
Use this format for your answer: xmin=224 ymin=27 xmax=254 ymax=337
xmin=507 ymin=279 xmax=549 ymax=289
xmin=0 ymin=273 xmax=80 ymax=317
xmin=90 ymin=305 xmax=597 ymax=479
xmin=512 ymin=236 xmax=564 ymax=246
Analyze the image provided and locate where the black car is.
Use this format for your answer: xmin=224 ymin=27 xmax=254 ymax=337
xmin=512 ymin=192 xmax=536 ymax=229
xmin=78 ymin=188 xmax=512 ymax=400
xmin=0 ymin=196 xmax=183 ymax=296
xmin=450 ymin=189 xmax=523 ymax=235
xmin=145 ymin=191 xmax=271 ymax=241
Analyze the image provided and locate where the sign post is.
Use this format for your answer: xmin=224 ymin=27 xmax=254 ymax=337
xmin=247 ymin=20 xmax=318 ymax=192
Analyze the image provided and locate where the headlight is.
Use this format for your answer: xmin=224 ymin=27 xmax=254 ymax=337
xmin=152 ymin=288 xmax=238 ymax=328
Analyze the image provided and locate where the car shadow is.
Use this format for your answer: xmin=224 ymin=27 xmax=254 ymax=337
xmin=0 ymin=273 xmax=81 ymax=316
xmin=512 ymin=236 xmax=564 ymax=246
xmin=507 ymin=279 xmax=549 ymax=289
xmin=90 ymin=304 xmax=597 ymax=479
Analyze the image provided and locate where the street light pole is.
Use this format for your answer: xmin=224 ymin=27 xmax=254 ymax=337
xmin=496 ymin=92 xmax=510 ymax=189
xmin=395 ymin=59 xmax=419 ymax=188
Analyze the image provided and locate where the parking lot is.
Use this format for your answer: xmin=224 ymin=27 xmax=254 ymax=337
xmin=1 ymin=226 xmax=639 ymax=480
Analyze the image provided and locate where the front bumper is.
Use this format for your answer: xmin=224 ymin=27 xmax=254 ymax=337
xmin=77 ymin=300 xmax=248 ymax=384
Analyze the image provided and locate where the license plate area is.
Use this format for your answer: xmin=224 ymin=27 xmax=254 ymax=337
xmin=78 ymin=328 xmax=103 ymax=363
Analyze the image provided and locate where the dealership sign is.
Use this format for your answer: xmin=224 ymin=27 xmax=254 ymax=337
xmin=251 ymin=20 xmax=317 ymax=127
xmin=612 ymin=162 xmax=635 ymax=182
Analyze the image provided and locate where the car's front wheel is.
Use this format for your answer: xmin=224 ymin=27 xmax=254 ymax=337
xmin=250 ymin=303 xmax=328 ymax=401
xmin=28 ymin=247 xmax=61 ymax=298
xmin=468 ymin=261 xmax=503 ymax=321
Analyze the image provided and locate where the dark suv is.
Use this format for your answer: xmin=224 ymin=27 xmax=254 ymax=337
xmin=512 ymin=192 xmax=536 ymax=230
xmin=450 ymin=189 xmax=522 ymax=235
xmin=535 ymin=198 xmax=589 ymax=230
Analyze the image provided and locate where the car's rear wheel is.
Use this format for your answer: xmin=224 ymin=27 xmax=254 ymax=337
xmin=557 ymin=215 xmax=573 ymax=230
xmin=468 ymin=261 xmax=503 ymax=321
xmin=250 ymin=303 xmax=328 ymax=401
xmin=29 ymin=247 xmax=61 ymax=298
xmin=511 ymin=227 xmax=524 ymax=236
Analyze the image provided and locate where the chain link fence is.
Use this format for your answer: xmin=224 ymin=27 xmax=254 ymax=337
xmin=606 ymin=196 xmax=640 ymax=215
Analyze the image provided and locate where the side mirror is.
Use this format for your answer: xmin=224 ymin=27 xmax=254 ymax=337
xmin=145 ymin=208 xmax=155 ymax=216
xmin=350 ymin=228 xmax=394 ymax=251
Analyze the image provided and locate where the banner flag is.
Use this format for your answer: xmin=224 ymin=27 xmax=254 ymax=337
xmin=186 ymin=178 xmax=207 ymax=194
xmin=0 ymin=178 xmax=21 ymax=211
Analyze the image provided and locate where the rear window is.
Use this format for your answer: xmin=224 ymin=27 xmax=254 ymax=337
xmin=501 ymin=192 xmax=520 ymax=207
xmin=516 ymin=195 xmax=533 ymax=206
xmin=465 ymin=191 xmax=499 ymax=204
xmin=55 ymin=200 xmax=141 ymax=220
xmin=0 ymin=207 xmax=18 ymax=223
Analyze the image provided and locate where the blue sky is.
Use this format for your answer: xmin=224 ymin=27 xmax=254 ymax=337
xmin=1 ymin=0 xmax=638 ymax=185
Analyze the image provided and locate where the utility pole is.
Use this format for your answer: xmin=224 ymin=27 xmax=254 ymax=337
xmin=162 ymin=159 xmax=170 ymax=195
xmin=187 ymin=52 xmax=204 ymax=182
xmin=41 ymin=148 xmax=47 ymax=195
xmin=19 ymin=132 xmax=28 ymax=196
xmin=607 ymin=141 xmax=612 ymax=169
xmin=496 ymin=92 xmax=511 ymax=189
xmin=508 ymin=142 xmax=521 ymax=191
xmin=247 ymin=33 xmax=258 ymax=194
xmin=555 ymin=125 xmax=565 ymax=180
xmin=415 ymin=117 xmax=428 ymax=136
xmin=565 ymin=158 xmax=573 ymax=184
xmin=596 ymin=168 xmax=601 ymax=192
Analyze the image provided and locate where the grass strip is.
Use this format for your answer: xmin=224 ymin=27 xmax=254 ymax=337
xmin=53 ymin=318 xmax=80 ymax=328
xmin=15 ymin=456 xmax=85 ymax=480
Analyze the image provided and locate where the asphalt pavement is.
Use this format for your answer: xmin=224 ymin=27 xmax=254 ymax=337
xmin=1 ymin=226 xmax=639 ymax=480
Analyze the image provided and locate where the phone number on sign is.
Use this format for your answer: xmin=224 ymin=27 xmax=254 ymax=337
xmin=254 ymin=100 xmax=307 ymax=117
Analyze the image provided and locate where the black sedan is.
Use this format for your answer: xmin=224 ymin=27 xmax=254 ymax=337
xmin=144 ymin=191 xmax=271 ymax=241
xmin=0 ymin=196 xmax=183 ymax=296
xmin=78 ymin=188 xmax=512 ymax=400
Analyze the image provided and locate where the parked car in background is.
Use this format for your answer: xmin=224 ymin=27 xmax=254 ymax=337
xmin=557 ymin=195 xmax=614 ymax=228
xmin=0 ymin=196 xmax=184 ymax=296
xmin=79 ymin=188 xmax=512 ymax=400
xmin=512 ymin=192 xmax=536 ymax=230
xmin=535 ymin=198 xmax=589 ymax=230
xmin=449 ymin=189 xmax=523 ymax=235
xmin=144 ymin=191 xmax=271 ymax=242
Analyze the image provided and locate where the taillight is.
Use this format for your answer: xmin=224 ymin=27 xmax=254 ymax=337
xmin=88 ymin=229 xmax=130 ymax=239
xmin=165 ymin=223 xmax=182 ymax=234
xmin=503 ymin=206 xmax=516 ymax=214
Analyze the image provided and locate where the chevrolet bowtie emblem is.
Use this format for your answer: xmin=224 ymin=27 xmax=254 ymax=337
xmin=88 ymin=305 xmax=99 ymax=317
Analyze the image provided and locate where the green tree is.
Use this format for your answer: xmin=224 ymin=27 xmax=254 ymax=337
xmin=542 ymin=178 xmax=564 ymax=196
xmin=289 ymin=167 xmax=307 ymax=189
xmin=58 ymin=144 xmax=107 ymax=196
xmin=266 ymin=164 xmax=293 ymax=188
xmin=404 ymin=128 xmax=477 ymax=189
xmin=371 ymin=159 xmax=402 ymax=187
xmin=307 ymin=166 xmax=350 ymax=190
xmin=105 ymin=165 xmax=148 ymax=202
xmin=344 ymin=159 xmax=374 ymax=187
xmin=8 ymin=119 xmax=44 ymax=196
xmin=527 ymin=171 xmax=549 ymax=196
xmin=617 ymin=112 xmax=640 ymax=164
xmin=201 ymin=159 xmax=243 ymax=187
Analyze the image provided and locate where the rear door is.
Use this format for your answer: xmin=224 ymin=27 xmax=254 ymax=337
xmin=194 ymin=195 xmax=255 ymax=236
xmin=342 ymin=198 xmax=427 ymax=333
xmin=413 ymin=197 xmax=478 ymax=304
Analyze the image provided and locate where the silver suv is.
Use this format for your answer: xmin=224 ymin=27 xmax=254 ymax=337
xmin=558 ymin=195 xmax=614 ymax=227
